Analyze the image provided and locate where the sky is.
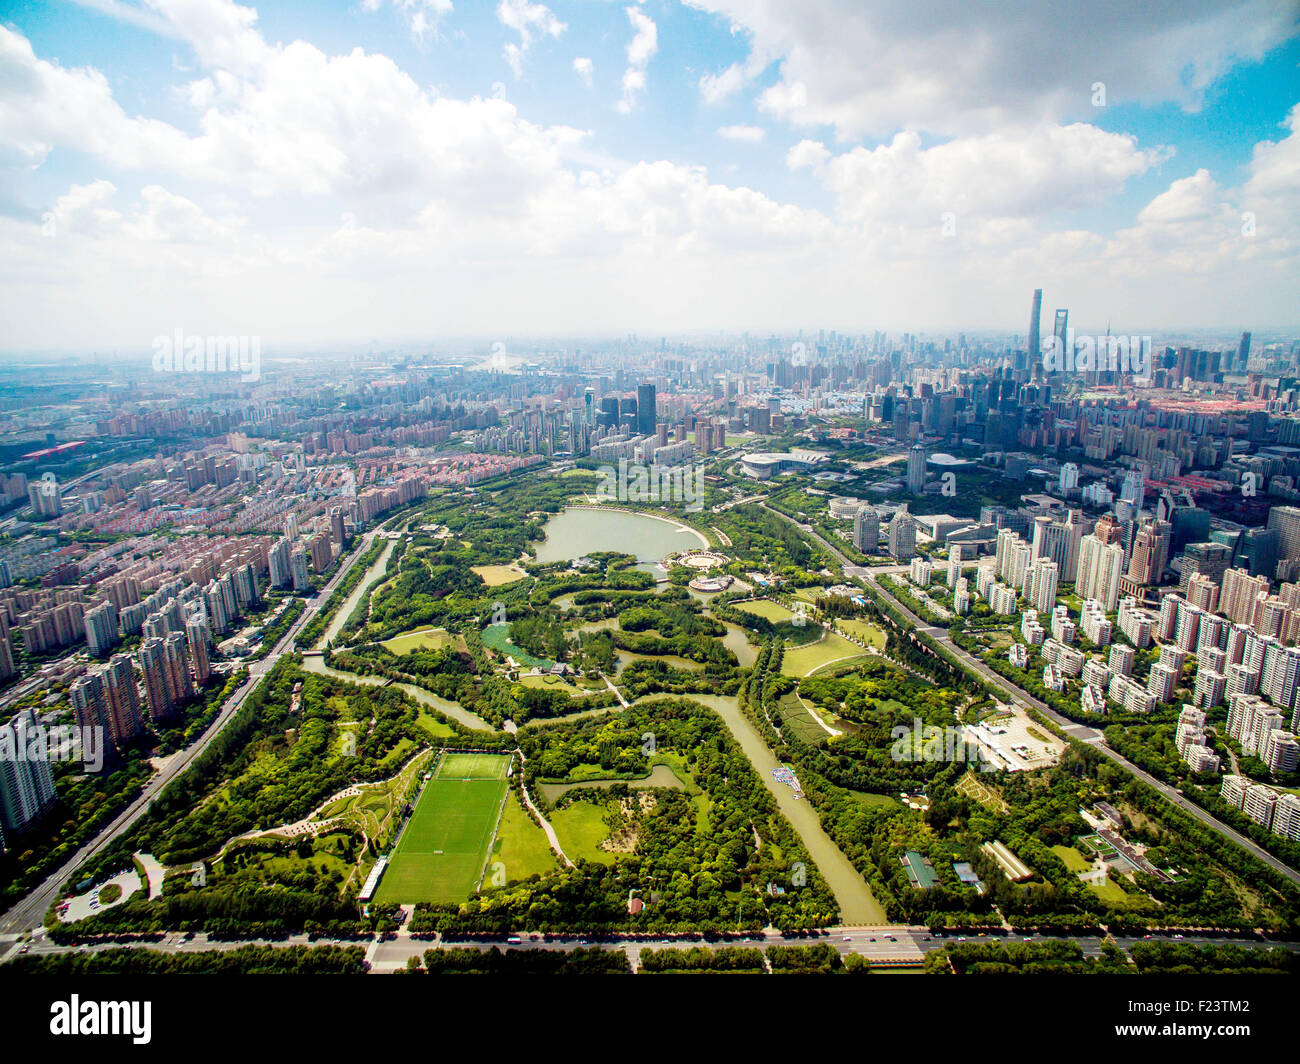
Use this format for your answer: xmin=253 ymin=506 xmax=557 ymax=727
xmin=0 ymin=0 xmax=1298 ymax=352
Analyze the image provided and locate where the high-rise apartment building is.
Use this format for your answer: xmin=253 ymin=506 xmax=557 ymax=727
xmin=853 ymin=507 xmax=879 ymax=554
xmin=889 ymin=510 xmax=916 ymax=561
xmin=1077 ymin=532 xmax=1124 ymax=610
xmin=907 ymin=444 xmax=927 ymax=495
xmin=0 ymin=709 xmax=57 ymax=839
xmin=1267 ymin=506 xmax=1300 ymax=563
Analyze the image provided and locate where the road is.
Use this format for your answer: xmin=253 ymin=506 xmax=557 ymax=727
xmin=0 ymin=528 xmax=384 ymax=936
xmin=6 ymin=922 xmax=1294 ymax=972
xmin=757 ymin=500 xmax=1300 ymax=889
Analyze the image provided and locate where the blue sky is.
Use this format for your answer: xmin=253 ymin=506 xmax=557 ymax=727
xmin=1 ymin=0 xmax=1297 ymax=348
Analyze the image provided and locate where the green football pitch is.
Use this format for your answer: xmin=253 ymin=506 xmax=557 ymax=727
xmin=372 ymin=752 xmax=510 ymax=905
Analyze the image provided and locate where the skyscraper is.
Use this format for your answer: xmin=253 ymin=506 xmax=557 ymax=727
xmin=1120 ymin=470 xmax=1145 ymax=505
xmin=1028 ymin=288 xmax=1042 ymax=368
xmin=853 ymin=507 xmax=879 ymax=554
xmin=1180 ymin=541 xmax=1233 ymax=591
xmin=187 ymin=618 xmax=212 ymax=685
xmin=889 ymin=509 xmax=916 ymax=561
xmin=103 ymin=654 xmax=144 ymax=748
xmin=1077 ymin=532 xmax=1125 ymax=610
xmin=290 ymin=546 xmax=311 ymax=591
xmin=84 ymin=600 xmax=119 ymax=657
xmin=268 ymin=537 xmax=292 ymax=589
xmin=1026 ymin=557 xmax=1059 ymax=613
xmin=907 ymin=444 xmax=927 ymax=495
xmin=599 ymin=397 xmax=619 ymax=429
xmin=1267 ymin=506 xmax=1300 ymax=563
xmin=140 ymin=637 xmax=183 ymax=722
xmin=69 ymin=673 xmax=110 ymax=759
xmin=1053 ymin=309 xmax=1068 ymax=367
xmin=636 ymin=383 xmax=656 ymax=436
xmin=1127 ymin=520 xmax=1169 ymax=586
xmin=0 ymin=709 xmax=57 ymax=837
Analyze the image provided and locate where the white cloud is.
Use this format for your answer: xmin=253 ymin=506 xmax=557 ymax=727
xmin=122 ymin=184 xmax=246 ymax=244
xmin=686 ymin=0 xmax=1300 ymax=137
xmin=699 ymin=62 xmax=745 ymax=105
xmin=1106 ymin=107 xmax=1300 ymax=277
xmin=1 ymin=1 xmax=1298 ymax=345
xmin=617 ymin=6 xmax=658 ymax=113
xmin=717 ymin=124 xmax=764 ymax=142
xmin=41 ymin=179 xmax=121 ymax=237
xmin=497 ymin=0 xmax=566 ymax=77
xmin=784 ymin=138 xmax=829 ymax=173
xmin=362 ymin=0 xmax=454 ymax=42
xmin=572 ymin=56 xmax=593 ymax=86
xmin=791 ymin=124 xmax=1168 ymax=228
xmin=0 ymin=26 xmax=196 ymax=174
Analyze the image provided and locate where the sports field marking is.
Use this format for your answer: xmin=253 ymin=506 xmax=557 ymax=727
xmin=373 ymin=751 xmax=511 ymax=904
xmin=436 ymin=751 xmax=510 ymax=780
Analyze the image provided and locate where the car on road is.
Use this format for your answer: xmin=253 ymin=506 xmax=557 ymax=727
xmin=842 ymin=936 xmax=851 ymax=942
xmin=506 ymin=936 xmax=522 ymax=944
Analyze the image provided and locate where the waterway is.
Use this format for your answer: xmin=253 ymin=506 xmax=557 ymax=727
xmin=640 ymin=692 xmax=886 ymax=925
xmin=315 ymin=538 xmax=396 ymax=649
xmin=308 ymin=513 xmax=882 ymax=923
xmin=533 ymin=506 xmax=708 ymax=563
xmin=300 ymin=654 xmax=493 ymax=733
xmin=538 ymin=764 xmax=687 ymax=803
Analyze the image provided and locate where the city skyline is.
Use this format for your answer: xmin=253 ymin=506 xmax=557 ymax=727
xmin=5 ymin=0 xmax=1300 ymax=1005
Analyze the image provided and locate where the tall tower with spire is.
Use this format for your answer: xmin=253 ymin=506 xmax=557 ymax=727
xmin=1028 ymin=288 xmax=1043 ymax=375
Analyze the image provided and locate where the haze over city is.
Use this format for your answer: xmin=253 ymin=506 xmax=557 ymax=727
xmin=1 ymin=0 xmax=1298 ymax=350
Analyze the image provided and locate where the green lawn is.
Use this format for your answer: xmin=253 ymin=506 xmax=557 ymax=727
xmin=782 ymin=630 xmax=871 ymax=677
xmin=519 ymin=674 xmax=592 ymax=697
xmin=736 ymin=598 xmax=796 ymax=622
xmin=549 ymin=801 xmax=616 ymax=865
xmin=488 ymin=792 xmax=559 ymax=885
xmin=836 ymin=619 xmax=887 ymax=650
xmin=776 ymin=691 xmax=834 ymax=745
xmin=471 ymin=564 xmax=530 ymax=587
xmin=1052 ymin=844 xmax=1130 ymax=903
xmin=439 ymin=752 xmax=510 ymax=780
xmin=1088 ymin=877 xmax=1130 ymax=904
xmin=381 ymin=627 xmax=459 ymax=655
xmin=415 ymin=711 xmax=457 ymax=739
xmin=373 ymin=754 xmax=509 ymax=904
xmin=1051 ymin=845 xmax=1090 ymax=874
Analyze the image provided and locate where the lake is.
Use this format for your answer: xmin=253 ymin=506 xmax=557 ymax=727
xmin=533 ymin=506 xmax=708 ymax=563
